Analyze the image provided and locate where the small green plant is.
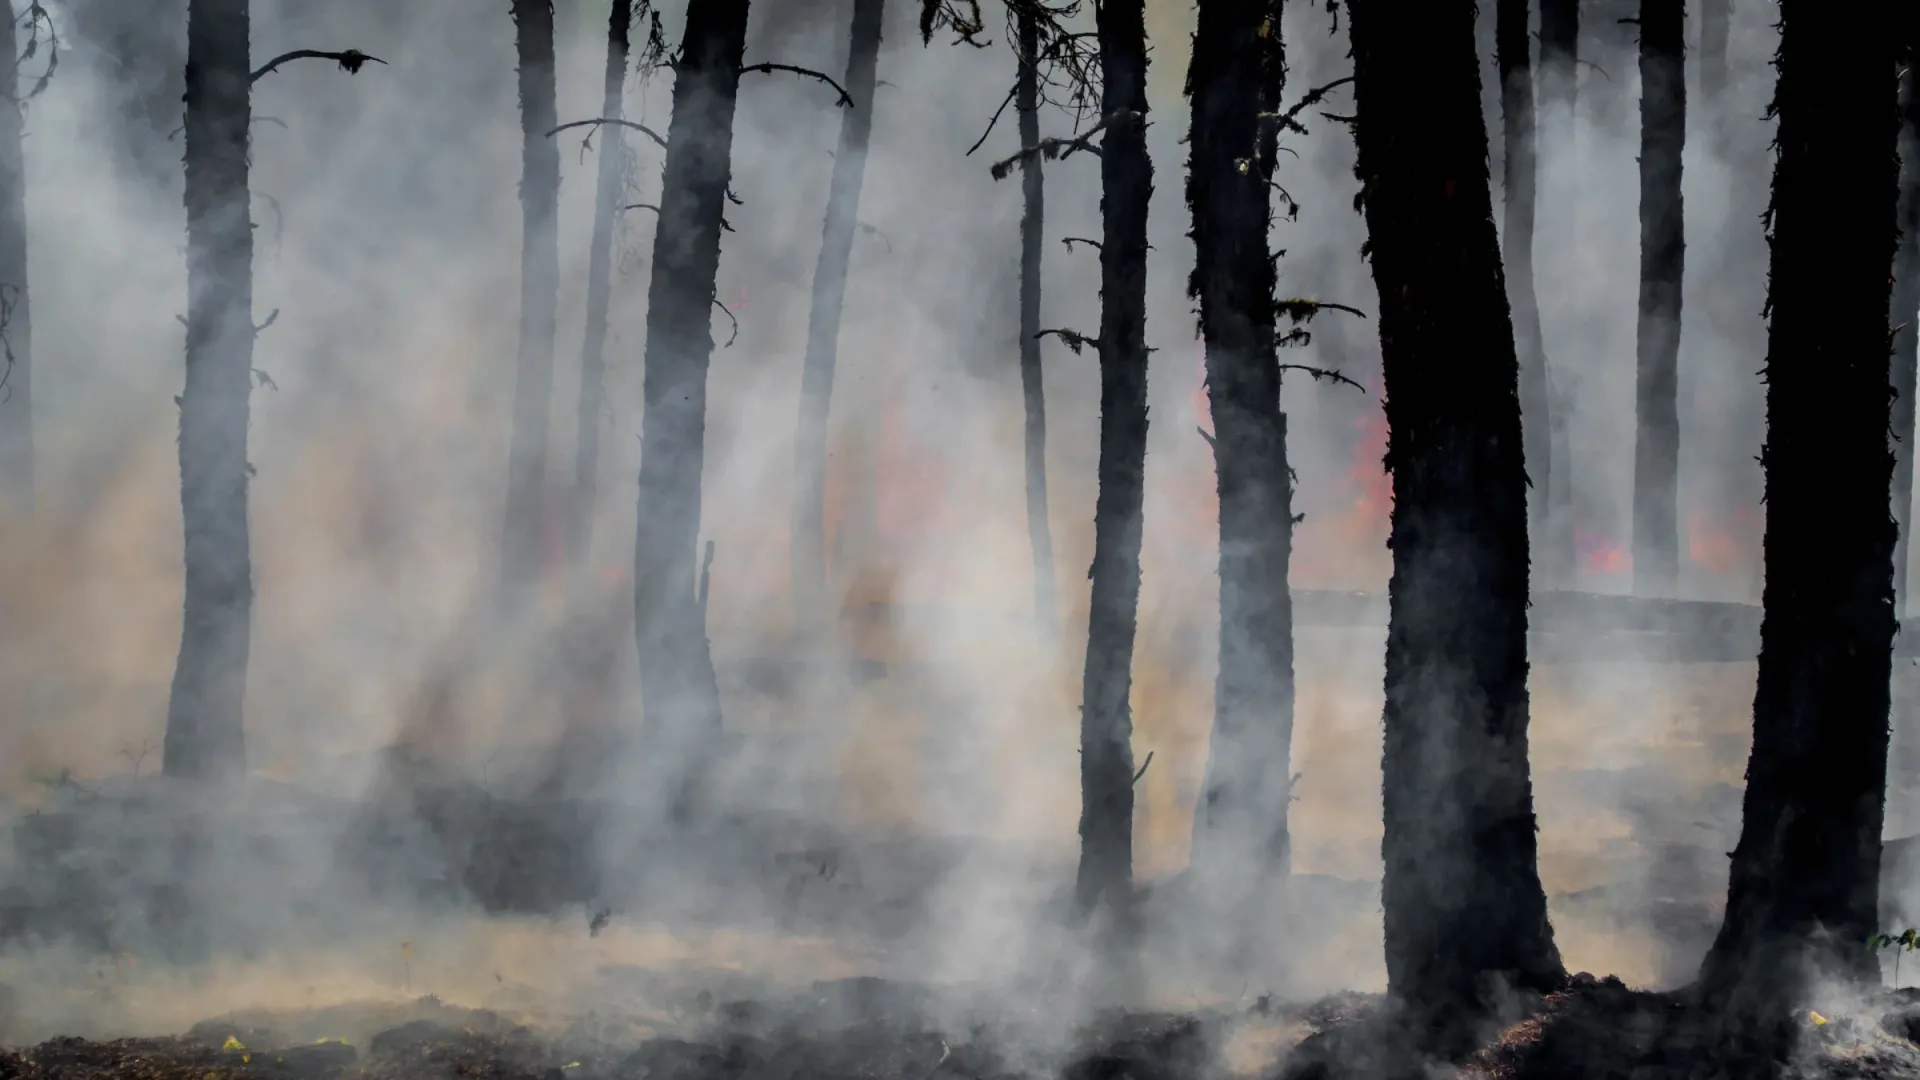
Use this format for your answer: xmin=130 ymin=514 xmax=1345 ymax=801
xmin=1869 ymin=928 xmax=1919 ymax=987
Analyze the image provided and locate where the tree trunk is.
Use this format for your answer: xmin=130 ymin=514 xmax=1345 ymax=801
xmin=1186 ymin=0 xmax=1294 ymax=895
xmin=500 ymin=0 xmax=560 ymax=609
xmin=1695 ymin=0 xmax=1900 ymax=1036
xmin=1346 ymin=0 xmax=1564 ymax=1053
xmin=569 ymin=0 xmax=633 ymax=571
xmin=790 ymin=0 xmax=885 ymax=619
xmin=1017 ymin=5 xmax=1057 ymax=636
xmin=165 ymin=0 xmax=254 ymax=780
xmin=0 ymin=2 xmax=34 ymax=512
xmin=1496 ymin=0 xmax=1548 ymax=599
xmin=1699 ymin=0 xmax=1729 ymax=104
xmin=1073 ymin=0 xmax=1150 ymax=924
xmin=1537 ymin=0 xmax=1577 ymax=587
xmin=634 ymin=0 xmax=747 ymax=822
xmin=1892 ymin=41 xmax=1918 ymax=615
xmin=1632 ymin=0 xmax=1684 ymax=597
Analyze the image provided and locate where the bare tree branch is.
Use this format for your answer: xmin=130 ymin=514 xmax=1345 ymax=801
xmin=1035 ymin=327 xmax=1096 ymax=353
xmin=740 ymin=63 xmax=854 ymax=107
xmin=1132 ymin=750 xmax=1154 ymax=785
xmin=713 ymin=295 xmax=740 ymax=347
xmin=990 ymin=110 xmax=1139 ymax=181
xmin=1276 ymin=364 xmax=1367 ymax=393
xmin=966 ymin=81 xmax=1019 ymax=156
xmin=1061 ymin=236 xmax=1101 ymax=254
xmin=549 ymin=117 xmax=669 ymax=151
xmin=1259 ymin=75 xmax=1355 ymax=139
xmin=250 ymin=48 xmax=386 ymax=84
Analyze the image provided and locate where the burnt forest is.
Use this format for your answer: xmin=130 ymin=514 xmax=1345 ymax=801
xmin=0 ymin=0 xmax=1917 ymax=1077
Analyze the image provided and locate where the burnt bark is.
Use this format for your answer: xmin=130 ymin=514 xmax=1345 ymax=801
xmin=790 ymin=0 xmax=885 ymax=618
xmin=1892 ymin=37 xmax=1918 ymax=614
xmin=1537 ymin=0 xmax=1577 ymax=586
xmin=569 ymin=0 xmax=633 ymax=570
xmin=1073 ymin=0 xmax=1150 ymax=924
xmin=500 ymin=0 xmax=560 ymax=608
xmin=1496 ymin=0 xmax=1548 ymax=596
xmin=1345 ymin=0 xmax=1564 ymax=1053
xmin=633 ymin=0 xmax=747 ymax=821
xmin=1185 ymin=0 xmax=1293 ymax=893
xmin=1017 ymin=5 xmax=1057 ymax=636
xmin=0 ymin=2 xmax=33 ymax=511
xmin=1632 ymin=0 xmax=1684 ymax=596
xmin=165 ymin=0 xmax=254 ymax=780
xmin=1695 ymin=0 xmax=1900 ymax=1035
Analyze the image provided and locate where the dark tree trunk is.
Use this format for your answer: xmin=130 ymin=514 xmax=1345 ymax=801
xmin=1631 ymin=0 xmax=1684 ymax=596
xmin=569 ymin=0 xmax=633 ymax=570
xmin=1698 ymin=0 xmax=1729 ymax=104
xmin=1072 ymin=0 xmax=1150 ymax=924
xmin=1496 ymin=0 xmax=1548 ymax=598
xmin=633 ymin=0 xmax=747 ymax=821
xmin=790 ymin=0 xmax=885 ymax=618
xmin=1537 ymin=0 xmax=1577 ymax=587
xmin=165 ymin=0 xmax=254 ymax=780
xmin=1695 ymin=0 xmax=1900 ymax=1035
xmin=1345 ymin=0 xmax=1563 ymax=1053
xmin=1892 ymin=41 xmax=1918 ymax=614
xmin=1017 ymin=6 xmax=1057 ymax=636
xmin=1186 ymin=0 xmax=1294 ymax=894
xmin=0 ymin=2 xmax=33 ymax=511
xmin=500 ymin=0 xmax=560 ymax=608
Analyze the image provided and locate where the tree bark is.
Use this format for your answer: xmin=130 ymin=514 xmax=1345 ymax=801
xmin=1632 ymin=0 xmax=1684 ymax=597
xmin=165 ymin=0 xmax=254 ymax=780
xmin=1345 ymin=0 xmax=1564 ymax=1053
xmin=1536 ymin=0 xmax=1578 ymax=587
xmin=500 ymin=0 xmax=560 ymax=609
xmin=1695 ymin=0 xmax=1900 ymax=1038
xmin=634 ymin=0 xmax=747 ymax=822
xmin=790 ymin=0 xmax=885 ymax=619
xmin=1496 ymin=0 xmax=1548 ymax=599
xmin=0 ymin=1 xmax=34 ymax=512
xmin=1186 ymin=0 xmax=1294 ymax=895
xmin=569 ymin=0 xmax=633 ymax=571
xmin=1016 ymin=5 xmax=1057 ymax=636
xmin=1892 ymin=38 xmax=1918 ymax=615
xmin=1073 ymin=0 xmax=1150 ymax=925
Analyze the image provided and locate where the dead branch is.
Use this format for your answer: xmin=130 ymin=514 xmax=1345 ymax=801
xmin=253 ymin=309 xmax=280 ymax=337
xmin=1196 ymin=425 xmax=1217 ymax=450
xmin=250 ymin=48 xmax=386 ymax=84
xmin=1276 ymin=364 xmax=1367 ymax=393
xmin=989 ymin=111 xmax=1126 ymax=181
xmin=1259 ymin=75 xmax=1355 ymax=139
xmin=549 ymin=117 xmax=669 ymax=151
xmin=698 ymin=539 xmax=716 ymax=612
xmin=1035 ymin=327 xmax=1096 ymax=353
xmin=12 ymin=2 xmax=61 ymax=102
xmin=252 ymin=368 xmax=278 ymax=391
xmin=621 ymin=202 xmax=662 ymax=214
xmin=1061 ymin=236 xmax=1101 ymax=254
xmin=858 ymin=221 xmax=894 ymax=251
xmin=741 ymin=63 xmax=854 ymax=107
xmin=713 ymin=295 xmax=740 ymax=347
xmin=966 ymin=81 xmax=1019 ymax=155
xmin=1275 ymin=298 xmax=1368 ymax=322
xmin=1132 ymin=750 xmax=1154 ymax=785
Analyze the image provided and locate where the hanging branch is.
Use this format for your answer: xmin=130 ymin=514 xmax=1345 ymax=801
xmin=1276 ymin=364 xmax=1368 ymax=393
xmin=1061 ymin=236 xmax=1101 ymax=254
xmin=713 ymin=295 xmax=740 ymax=347
xmin=549 ymin=117 xmax=670 ymax=151
xmin=1035 ymin=327 xmax=1097 ymax=353
xmin=1258 ymin=75 xmax=1355 ymax=139
xmin=989 ymin=108 xmax=1140 ymax=181
xmin=741 ymin=63 xmax=854 ymax=107
xmin=12 ymin=2 xmax=62 ymax=103
xmin=250 ymin=48 xmax=386 ymax=84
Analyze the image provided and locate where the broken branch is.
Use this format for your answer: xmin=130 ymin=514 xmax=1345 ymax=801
xmin=1259 ymin=75 xmax=1355 ymax=139
xmin=966 ymin=81 xmax=1020 ymax=156
xmin=548 ymin=117 xmax=669 ymax=151
xmin=1276 ymin=364 xmax=1367 ymax=393
xmin=989 ymin=111 xmax=1129 ymax=181
xmin=1060 ymin=236 xmax=1101 ymax=254
xmin=1132 ymin=750 xmax=1154 ymax=785
xmin=712 ymin=295 xmax=740 ymax=347
xmin=741 ymin=63 xmax=854 ymax=107
xmin=250 ymin=48 xmax=385 ymax=84
xmin=1035 ymin=327 xmax=1096 ymax=354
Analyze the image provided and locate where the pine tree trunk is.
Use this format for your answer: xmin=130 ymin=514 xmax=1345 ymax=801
xmin=1696 ymin=0 xmax=1900 ymax=1036
xmin=1073 ymin=0 xmax=1151 ymax=924
xmin=0 ymin=2 xmax=34 ymax=512
xmin=1891 ymin=42 xmax=1918 ymax=615
xmin=1496 ymin=0 xmax=1548 ymax=597
xmin=165 ymin=0 xmax=254 ymax=780
xmin=790 ymin=0 xmax=885 ymax=619
xmin=1632 ymin=0 xmax=1684 ymax=597
xmin=569 ymin=0 xmax=633 ymax=570
xmin=1537 ymin=0 xmax=1578 ymax=587
xmin=500 ymin=0 xmax=560 ymax=608
xmin=634 ymin=0 xmax=748 ymax=822
xmin=1017 ymin=6 xmax=1057 ymax=636
xmin=1346 ymin=0 xmax=1564 ymax=1052
xmin=1186 ymin=0 xmax=1293 ymax=894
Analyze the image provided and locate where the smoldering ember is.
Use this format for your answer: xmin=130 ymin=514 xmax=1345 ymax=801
xmin=0 ymin=0 xmax=1917 ymax=1077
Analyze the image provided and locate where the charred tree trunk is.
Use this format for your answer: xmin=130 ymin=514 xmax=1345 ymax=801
xmin=0 ymin=2 xmax=33 ymax=511
xmin=1346 ymin=0 xmax=1564 ymax=1053
xmin=1537 ymin=0 xmax=1577 ymax=586
xmin=1695 ymin=0 xmax=1899 ymax=1035
xmin=634 ymin=0 xmax=747 ymax=821
xmin=790 ymin=0 xmax=885 ymax=618
xmin=165 ymin=0 xmax=254 ymax=780
xmin=569 ymin=0 xmax=633 ymax=570
xmin=1496 ymin=0 xmax=1548 ymax=597
xmin=1632 ymin=0 xmax=1684 ymax=596
xmin=1186 ymin=0 xmax=1294 ymax=894
xmin=500 ymin=0 xmax=560 ymax=608
xmin=1017 ymin=6 xmax=1057 ymax=636
xmin=1699 ymin=0 xmax=1729 ymax=105
xmin=1892 ymin=39 xmax=1918 ymax=614
xmin=1073 ymin=0 xmax=1150 ymax=924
